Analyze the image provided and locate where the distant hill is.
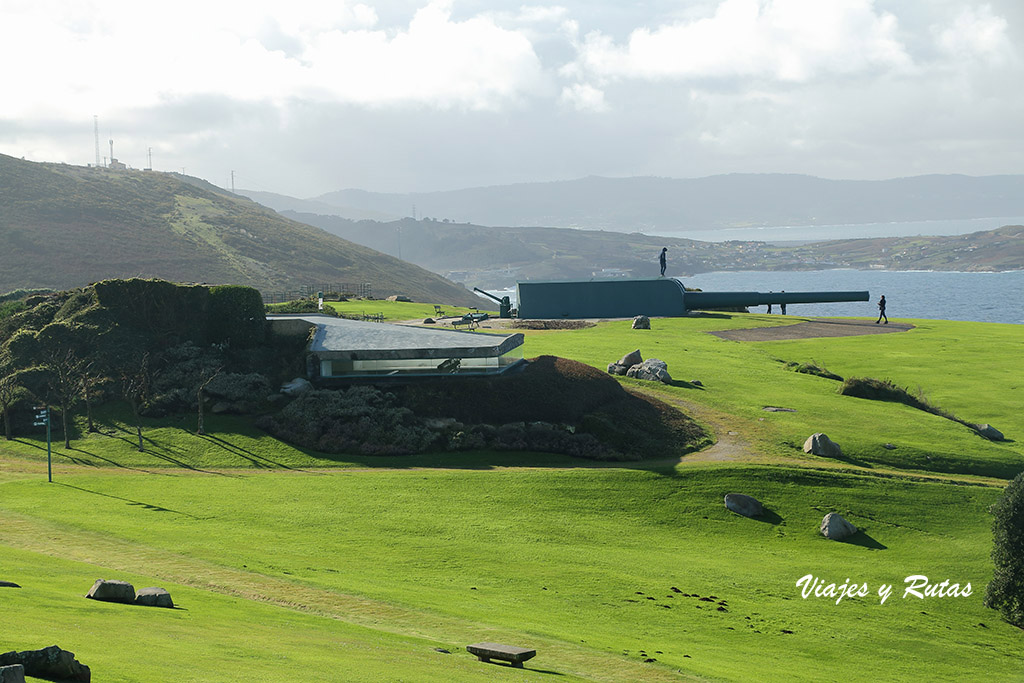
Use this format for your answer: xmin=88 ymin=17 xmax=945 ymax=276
xmin=0 ymin=154 xmax=479 ymax=306
xmin=238 ymin=189 xmax=398 ymax=222
xmin=284 ymin=212 xmax=1024 ymax=289
xmin=290 ymin=174 xmax=1024 ymax=232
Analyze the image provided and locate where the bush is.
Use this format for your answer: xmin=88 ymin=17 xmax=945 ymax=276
xmin=258 ymin=387 xmax=437 ymax=456
xmin=204 ymin=372 xmax=271 ymax=402
xmin=985 ymin=472 xmax=1024 ymax=627
xmin=208 ymin=285 xmax=266 ymax=348
xmin=785 ymin=361 xmax=843 ymax=381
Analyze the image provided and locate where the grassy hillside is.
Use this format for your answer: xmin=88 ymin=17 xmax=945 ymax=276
xmin=1 ymin=311 xmax=1022 ymax=681
xmin=284 ymin=213 xmax=1024 ymax=288
xmin=0 ymin=154 xmax=479 ymax=306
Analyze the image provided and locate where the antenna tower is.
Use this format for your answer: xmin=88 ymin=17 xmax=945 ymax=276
xmin=93 ymin=116 xmax=100 ymax=167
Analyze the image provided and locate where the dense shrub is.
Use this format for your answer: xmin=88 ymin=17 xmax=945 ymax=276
xmin=94 ymin=278 xmax=211 ymax=346
xmin=258 ymin=387 xmax=437 ymax=456
xmin=208 ymin=285 xmax=266 ymax=347
xmin=985 ymin=472 xmax=1024 ymax=627
xmin=147 ymin=343 xmax=224 ymax=413
xmin=839 ymin=377 xmax=941 ymax=414
xmin=785 ymin=361 xmax=843 ymax=381
xmin=204 ymin=372 xmax=271 ymax=403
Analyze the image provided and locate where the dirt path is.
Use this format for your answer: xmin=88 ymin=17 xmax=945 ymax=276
xmin=708 ymin=318 xmax=914 ymax=342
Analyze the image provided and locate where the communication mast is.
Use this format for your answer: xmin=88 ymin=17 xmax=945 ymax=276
xmin=93 ymin=116 xmax=100 ymax=167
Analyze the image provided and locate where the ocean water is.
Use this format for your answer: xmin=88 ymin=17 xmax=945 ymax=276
xmin=482 ymin=270 xmax=1024 ymax=324
xmin=680 ymin=270 xmax=1024 ymax=324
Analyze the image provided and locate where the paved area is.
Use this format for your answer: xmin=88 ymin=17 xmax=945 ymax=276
xmin=708 ymin=318 xmax=915 ymax=342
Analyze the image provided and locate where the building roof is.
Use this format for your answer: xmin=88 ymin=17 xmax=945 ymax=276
xmin=267 ymin=315 xmax=523 ymax=360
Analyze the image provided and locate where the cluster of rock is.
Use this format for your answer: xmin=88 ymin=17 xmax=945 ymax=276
xmin=606 ymin=350 xmax=672 ymax=384
xmin=385 ymin=295 xmax=412 ymax=302
xmin=632 ymin=315 xmax=650 ymax=329
xmin=0 ymin=646 xmax=89 ymax=682
xmin=723 ymin=494 xmax=858 ymax=541
xmin=86 ymin=579 xmax=173 ymax=608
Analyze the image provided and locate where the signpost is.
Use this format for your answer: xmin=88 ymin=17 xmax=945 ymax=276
xmin=33 ymin=406 xmax=52 ymax=483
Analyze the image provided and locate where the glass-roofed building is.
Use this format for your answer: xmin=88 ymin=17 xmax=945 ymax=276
xmin=268 ymin=315 xmax=524 ymax=380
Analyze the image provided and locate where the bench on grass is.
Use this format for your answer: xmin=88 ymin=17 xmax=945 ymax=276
xmin=466 ymin=642 xmax=536 ymax=668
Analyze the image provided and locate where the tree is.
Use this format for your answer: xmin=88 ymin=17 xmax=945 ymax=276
xmin=0 ymin=351 xmax=19 ymax=440
xmin=120 ymin=353 xmax=150 ymax=452
xmin=985 ymin=471 xmax=1024 ymax=627
xmin=79 ymin=360 xmax=99 ymax=433
xmin=196 ymin=367 xmax=222 ymax=436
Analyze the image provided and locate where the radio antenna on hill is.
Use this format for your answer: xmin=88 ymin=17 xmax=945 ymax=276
xmin=93 ymin=115 xmax=100 ymax=167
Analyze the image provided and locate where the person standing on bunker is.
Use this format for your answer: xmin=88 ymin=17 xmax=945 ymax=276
xmin=659 ymin=247 xmax=668 ymax=276
xmin=876 ymin=294 xmax=888 ymax=324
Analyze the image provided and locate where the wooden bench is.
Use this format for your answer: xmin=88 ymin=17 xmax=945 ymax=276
xmin=466 ymin=642 xmax=536 ymax=668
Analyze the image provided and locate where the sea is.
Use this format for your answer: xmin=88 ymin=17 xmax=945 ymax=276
xmin=481 ymin=270 xmax=1024 ymax=325
xmin=476 ymin=216 xmax=1024 ymax=325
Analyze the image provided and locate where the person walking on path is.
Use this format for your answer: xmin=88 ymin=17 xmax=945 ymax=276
xmin=659 ymin=247 xmax=668 ymax=276
xmin=767 ymin=291 xmax=773 ymax=314
xmin=876 ymin=294 xmax=888 ymax=324
xmin=780 ymin=291 xmax=787 ymax=315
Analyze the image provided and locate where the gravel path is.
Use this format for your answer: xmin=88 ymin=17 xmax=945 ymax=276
xmin=708 ymin=318 xmax=914 ymax=342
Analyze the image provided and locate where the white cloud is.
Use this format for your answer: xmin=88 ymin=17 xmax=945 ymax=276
xmin=935 ymin=5 xmax=1014 ymax=64
xmin=559 ymin=83 xmax=608 ymax=111
xmin=0 ymin=0 xmax=547 ymax=120
xmin=566 ymin=0 xmax=912 ymax=84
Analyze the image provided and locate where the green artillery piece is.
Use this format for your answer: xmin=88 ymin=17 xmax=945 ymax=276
xmin=515 ymin=278 xmax=869 ymax=319
xmin=473 ymin=287 xmax=513 ymax=318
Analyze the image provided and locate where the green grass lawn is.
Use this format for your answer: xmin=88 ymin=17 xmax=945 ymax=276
xmin=325 ymin=299 xmax=494 ymax=321
xmin=1 ymin=310 xmax=1022 ymax=681
xmin=521 ymin=314 xmax=1023 ymax=478
xmin=0 ymin=466 xmax=1017 ymax=681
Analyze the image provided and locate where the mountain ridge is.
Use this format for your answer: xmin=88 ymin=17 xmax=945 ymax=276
xmin=243 ymin=173 xmax=1024 ymax=232
xmin=0 ymin=154 xmax=479 ymax=306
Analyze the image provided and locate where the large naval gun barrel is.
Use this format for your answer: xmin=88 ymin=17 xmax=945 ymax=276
xmin=683 ymin=290 xmax=870 ymax=310
xmin=473 ymin=287 xmax=512 ymax=318
xmin=515 ymin=278 xmax=868 ymax=319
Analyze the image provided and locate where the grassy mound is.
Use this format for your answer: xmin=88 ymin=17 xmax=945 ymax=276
xmin=394 ymin=355 xmax=710 ymax=460
xmin=838 ymin=376 xmax=956 ymax=419
xmin=785 ymin=360 xmax=843 ymax=381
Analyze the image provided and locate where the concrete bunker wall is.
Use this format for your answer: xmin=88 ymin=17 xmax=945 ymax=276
xmin=517 ymin=278 xmax=688 ymax=319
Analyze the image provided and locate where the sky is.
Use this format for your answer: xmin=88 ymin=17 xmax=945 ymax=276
xmin=1 ymin=0 xmax=1022 ymax=196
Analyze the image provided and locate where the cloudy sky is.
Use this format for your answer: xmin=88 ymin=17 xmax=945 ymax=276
xmin=1 ymin=0 xmax=1022 ymax=195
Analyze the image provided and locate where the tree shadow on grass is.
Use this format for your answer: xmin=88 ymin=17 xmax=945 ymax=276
xmin=838 ymin=530 xmax=887 ymax=550
xmin=12 ymin=439 xmax=98 ymax=467
xmin=194 ymin=432 xmax=316 ymax=473
xmin=56 ymin=482 xmax=200 ymax=518
xmin=65 ymin=446 xmax=170 ymax=475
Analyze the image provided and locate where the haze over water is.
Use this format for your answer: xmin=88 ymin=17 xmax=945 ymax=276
xmin=656 ymin=216 xmax=1024 ymax=243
